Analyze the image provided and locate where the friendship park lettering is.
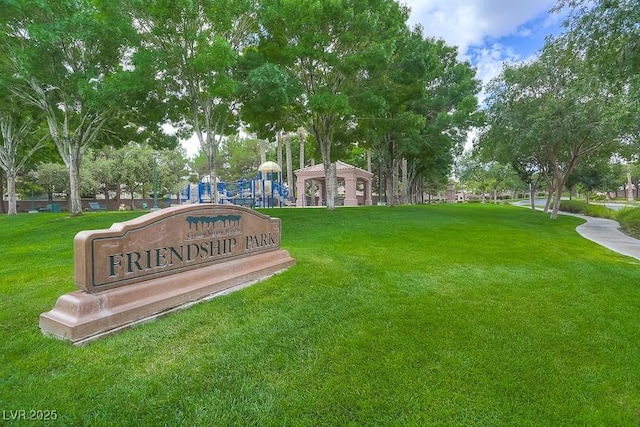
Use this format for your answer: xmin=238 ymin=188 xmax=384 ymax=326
xmin=40 ymin=205 xmax=296 ymax=344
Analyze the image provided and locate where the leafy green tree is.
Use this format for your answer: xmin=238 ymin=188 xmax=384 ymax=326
xmin=35 ymin=163 xmax=67 ymax=203
xmin=573 ymin=161 xmax=608 ymax=204
xmin=219 ymin=135 xmax=262 ymax=182
xmin=555 ymin=0 xmax=640 ymax=160
xmin=239 ymin=57 xmax=301 ymax=139
xmin=0 ymin=110 xmax=47 ymax=214
xmin=85 ymin=149 xmax=117 ymax=202
xmin=600 ymin=161 xmax=625 ymax=199
xmin=1 ymin=0 xmax=164 ymax=215
xmin=357 ymin=28 xmax=481 ymax=206
xmin=625 ymin=161 xmax=640 ymax=200
xmin=35 ymin=161 xmax=96 ymax=205
xmin=257 ymin=0 xmax=409 ymax=210
xmin=355 ymin=28 xmax=426 ymax=205
xmin=156 ymin=147 xmax=190 ymax=202
xmin=408 ymin=37 xmax=482 ymax=204
xmin=112 ymin=144 xmax=154 ymax=209
xmin=555 ymin=0 xmax=639 ymax=82
xmin=456 ymin=152 xmax=491 ymax=203
xmin=486 ymin=162 xmax=513 ymax=203
xmin=480 ymin=39 xmax=620 ymax=218
xmin=128 ymin=0 xmax=256 ymax=205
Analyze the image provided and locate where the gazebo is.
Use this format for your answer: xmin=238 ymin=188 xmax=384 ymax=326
xmin=294 ymin=161 xmax=373 ymax=207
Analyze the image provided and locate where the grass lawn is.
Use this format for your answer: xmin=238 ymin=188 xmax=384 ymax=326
xmin=1 ymin=204 xmax=640 ymax=425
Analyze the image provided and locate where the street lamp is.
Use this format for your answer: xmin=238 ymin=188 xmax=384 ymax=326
xmin=152 ymin=151 xmax=159 ymax=211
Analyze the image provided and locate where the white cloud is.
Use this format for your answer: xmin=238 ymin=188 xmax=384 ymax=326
xmin=399 ymin=0 xmax=560 ymax=153
xmin=401 ymin=0 xmax=561 ymax=106
xmin=403 ymin=0 xmax=556 ymax=55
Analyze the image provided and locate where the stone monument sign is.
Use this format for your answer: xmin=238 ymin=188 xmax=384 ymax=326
xmin=40 ymin=204 xmax=296 ymax=344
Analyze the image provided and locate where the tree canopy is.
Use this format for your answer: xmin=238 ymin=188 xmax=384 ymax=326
xmin=1 ymin=0 xmax=486 ymax=212
xmin=1 ymin=0 xmax=176 ymax=215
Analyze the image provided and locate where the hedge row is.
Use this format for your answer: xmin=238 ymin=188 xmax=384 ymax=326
xmin=616 ymin=208 xmax=640 ymax=239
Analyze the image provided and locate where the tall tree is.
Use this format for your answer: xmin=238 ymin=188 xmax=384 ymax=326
xmin=0 ymin=109 xmax=47 ymax=215
xmin=128 ymin=0 xmax=256 ymax=204
xmin=356 ymin=28 xmax=481 ymax=206
xmin=218 ymin=134 xmax=262 ymax=181
xmin=555 ymin=0 xmax=640 ymax=175
xmin=1 ymin=0 xmax=167 ymax=215
xmin=36 ymin=162 xmax=69 ymax=203
xmin=555 ymin=0 xmax=640 ymax=81
xmin=258 ymin=0 xmax=408 ymax=209
xmin=408 ymin=35 xmax=482 ymax=203
xmin=480 ymin=38 xmax=620 ymax=218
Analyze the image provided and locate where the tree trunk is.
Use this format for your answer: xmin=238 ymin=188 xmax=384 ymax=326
xmin=297 ymin=128 xmax=306 ymax=204
xmin=210 ymin=165 xmax=216 ymax=204
xmin=0 ymin=172 xmax=4 ymax=214
xmin=260 ymin=139 xmax=267 ymax=165
xmin=277 ymin=130 xmax=283 ymax=174
xmin=550 ymin=175 xmax=566 ymax=220
xmin=315 ymin=120 xmax=336 ymax=210
xmin=319 ymin=141 xmax=336 ymax=209
xmin=627 ymin=164 xmax=634 ymax=202
xmin=544 ymin=185 xmax=553 ymax=213
xmin=529 ymin=182 xmax=536 ymax=211
xmin=69 ymin=155 xmax=83 ymax=215
xmin=550 ymin=184 xmax=562 ymax=219
xmin=323 ymin=159 xmax=337 ymax=210
xmin=298 ymin=128 xmax=305 ymax=169
xmin=7 ymin=171 xmax=17 ymax=215
xmin=385 ymin=166 xmax=394 ymax=206
xmin=385 ymin=138 xmax=395 ymax=207
xmin=285 ymin=132 xmax=293 ymax=201
xmin=401 ymin=158 xmax=408 ymax=205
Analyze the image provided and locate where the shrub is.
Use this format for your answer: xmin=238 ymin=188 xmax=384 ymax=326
xmin=559 ymin=200 xmax=587 ymax=214
xmin=617 ymin=208 xmax=640 ymax=239
xmin=559 ymin=200 xmax=617 ymax=219
xmin=583 ymin=204 xmax=617 ymax=219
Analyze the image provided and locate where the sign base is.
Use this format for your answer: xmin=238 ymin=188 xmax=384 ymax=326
xmin=40 ymin=249 xmax=295 ymax=344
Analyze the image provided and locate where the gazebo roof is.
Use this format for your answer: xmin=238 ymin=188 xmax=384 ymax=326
xmin=294 ymin=160 xmax=372 ymax=179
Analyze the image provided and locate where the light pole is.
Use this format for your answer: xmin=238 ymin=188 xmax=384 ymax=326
xmin=152 ymin=151 xmax=159 ymax=211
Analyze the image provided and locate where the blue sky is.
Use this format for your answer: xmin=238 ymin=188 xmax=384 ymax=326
xmin=404 ymin=0 xmax=565 ymax=98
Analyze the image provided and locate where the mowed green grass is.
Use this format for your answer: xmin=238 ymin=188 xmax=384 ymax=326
xmin=1 ymin=204 xmax=640 ymax=426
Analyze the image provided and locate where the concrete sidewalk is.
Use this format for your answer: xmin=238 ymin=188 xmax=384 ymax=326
xmin=513 ymin=201 xmax=640 ymax=261
xmin=565 ymin=213 xmax=640 ymax=261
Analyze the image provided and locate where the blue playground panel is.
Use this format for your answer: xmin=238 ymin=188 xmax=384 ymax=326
xmin=186 ymin=175 xmax=290 ymax=208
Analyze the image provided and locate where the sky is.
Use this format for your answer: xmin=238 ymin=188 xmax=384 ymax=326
xmin=181 ymin=0 xmax=566 ymax=157
xmin=404 ymin=0 xmax=564 ymax=95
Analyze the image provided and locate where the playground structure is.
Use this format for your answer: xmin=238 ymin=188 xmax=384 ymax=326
xmin=184 ymin=161 xmax=292 ymax=208
xmin=183 ymin=160 xmax=375 ymax=208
